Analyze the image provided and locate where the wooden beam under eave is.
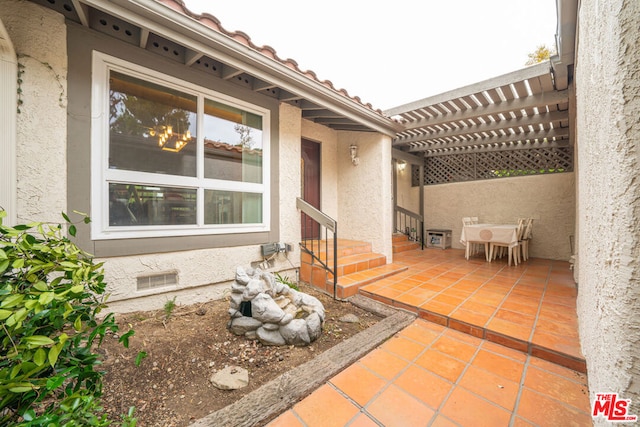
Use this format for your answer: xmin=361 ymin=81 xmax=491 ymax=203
xmin=71 ymin=0 xmax=89 ymax=26
xmin=278 ymin=89 xmax=303 ymax=102
xmin=252 ymin=79 xmax=277 ymax=91
xmin=402 ymin=89 xmax=569 ymax=132
xmin=330 ymin=125 xmax=374 ymax=132
xmin=314 ymin=117 xmax=361 ymax=125
xmin=297 ymin=100 xmax=324 ymax=110
xmin=222 ymin=64 xmax=242 ymax=80
xmin=139 ymin=28 xmax=149 ymax=48
xmin=184 ymin=49 xmax=203 ymax=67
xmin=302 ymin=109 xmax=342 ymax=119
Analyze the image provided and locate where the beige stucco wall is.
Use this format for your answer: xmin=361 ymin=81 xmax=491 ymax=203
xmin=575 ymin=0 xmax=640 ymax=419
xmin=301 ymin=121 xmax=393 ymax=261
xmin=396 ymin=164 xmax=420 ymax=213
xmin=0 ymin=0 xmax=394 ymax=312
xmin=0 ymin=0 xmax=67 ymax=223
xmin=279 ymin=103 xmax=304 ymax=255
xmin=337 ymin=131 xmax=393 ymax=260
xmin=423 ymin=173 xmax=575 ymax=260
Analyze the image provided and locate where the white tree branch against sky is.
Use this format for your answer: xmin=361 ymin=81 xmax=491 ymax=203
xmin=183 ymin=0 xmax=557 ymax=110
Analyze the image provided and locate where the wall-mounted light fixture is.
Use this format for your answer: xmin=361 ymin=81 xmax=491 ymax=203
xmin=397 ymin=160 xmax=407 ymax=172
xmin=350 ymin=144 xmax=359 ymax=166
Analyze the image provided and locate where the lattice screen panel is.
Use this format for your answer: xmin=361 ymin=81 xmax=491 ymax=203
xmin=413 ymin=147 xmax=573 ymax=186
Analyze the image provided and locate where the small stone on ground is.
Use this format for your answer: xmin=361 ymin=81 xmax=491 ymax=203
xmin=339 ymin=313 xmax=360 ymax=323
xmin=210 ymin=366 xmax=249 ymax=390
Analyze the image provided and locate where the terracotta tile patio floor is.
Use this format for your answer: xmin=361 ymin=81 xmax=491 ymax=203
xmin=268 ymin=248 xmax=591 ymax=426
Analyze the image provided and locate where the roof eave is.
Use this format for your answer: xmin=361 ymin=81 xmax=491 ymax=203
xmin=81 ymin=0 xmax=402 ymax=136
xmin=551 ymin=0 xmax=578 ymax=90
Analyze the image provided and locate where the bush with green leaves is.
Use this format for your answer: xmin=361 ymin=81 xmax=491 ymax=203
xmin=0 ymin=211 xmax=136 ymax=426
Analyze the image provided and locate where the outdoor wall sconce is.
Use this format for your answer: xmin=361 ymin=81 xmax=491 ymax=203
xmin=397 ymin=160 xmax=407 ymax=172
xmin=350 ymin=144 xmax=360 ymax=166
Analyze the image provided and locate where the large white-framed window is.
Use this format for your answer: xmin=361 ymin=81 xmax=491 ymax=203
xmin=91 ymin=52 xmax=270 ymax=240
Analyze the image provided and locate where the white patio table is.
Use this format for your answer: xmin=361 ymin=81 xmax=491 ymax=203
xmin=460 ymin=223 xmax=519 ymax=262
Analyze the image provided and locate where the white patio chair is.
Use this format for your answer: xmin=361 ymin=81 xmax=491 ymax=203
xmin=462 ymin=217 xmax=487 ymax=260
xmin=489 ymin=219 xmax=525 ymax=266
xmin=518 ymin=218 xmax=534 ymax=261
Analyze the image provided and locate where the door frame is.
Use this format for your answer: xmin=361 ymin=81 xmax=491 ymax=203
xmin=301 ymin=138 xmax=321 ymax=239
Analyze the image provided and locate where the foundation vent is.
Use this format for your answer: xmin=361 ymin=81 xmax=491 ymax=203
xmin=137 ymin=272 xmax=178 ymax=291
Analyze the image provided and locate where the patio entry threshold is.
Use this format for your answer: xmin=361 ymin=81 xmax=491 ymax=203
xmin=358 ymin=248 xmax=585 ymax=373
xmin=265 ymin=248 xmax=591 ymax=427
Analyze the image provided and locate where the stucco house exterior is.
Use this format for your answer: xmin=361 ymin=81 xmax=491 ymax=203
xmin=0 ymin=0 xmax=402 ymax=313
xmin=1 ymin=0 xmax=639 ymax=420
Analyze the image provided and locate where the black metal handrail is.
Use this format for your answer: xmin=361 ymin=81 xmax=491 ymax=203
xmin=394 ymin=206 xmax=424 ymax=249
xmin=296 ymin=198 xmax=338 ymax=299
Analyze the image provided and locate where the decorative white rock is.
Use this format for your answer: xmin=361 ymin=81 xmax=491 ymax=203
xmin=251 ymin=293 xmax=286 ymax=324
xmin=228 ymin=267 xmax=325 ymax=346
xmin=228 ymin=316 xmax=262 ymax=335
xmin=256 ymin=326 xmax=286 ymax=346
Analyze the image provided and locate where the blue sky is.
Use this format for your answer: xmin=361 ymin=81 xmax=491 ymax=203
xmin=183 ymin=0 xmax=557 ymax=110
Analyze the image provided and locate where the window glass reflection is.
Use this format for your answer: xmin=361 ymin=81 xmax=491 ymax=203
xmin=109 ymin=183 xmax=196 ymax=226
xmin=109 ymin=71 xmax=197 ymax=177
xmin=204 ymin=190 xmax=262 ymax=224
xmin=203 ymin=99 xmax=263 ymax=183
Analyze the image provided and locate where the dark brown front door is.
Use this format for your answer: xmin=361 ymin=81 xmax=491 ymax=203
xmin=301 ymin=139 xmax=321 ymax=239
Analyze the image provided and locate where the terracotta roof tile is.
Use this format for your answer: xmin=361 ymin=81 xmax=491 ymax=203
xmin=157 ymin=0 xmax=383 ymax=114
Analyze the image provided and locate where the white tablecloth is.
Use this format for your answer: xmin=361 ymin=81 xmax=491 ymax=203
xmin=460 ymin=224 xmax=519 ymax=248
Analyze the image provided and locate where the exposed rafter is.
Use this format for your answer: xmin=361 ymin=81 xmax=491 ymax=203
xmin=388 ymin=63 xmax=571 ymax=157
xmin=29 ymin=0 xmax=401 ymax=136
xmin=394 ymin=110 xmax=568 ymax=146
xmin=410 ymin=128 xmax=570 ymax=153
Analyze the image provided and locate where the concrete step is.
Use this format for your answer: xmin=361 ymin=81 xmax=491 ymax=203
xmin=329 ymin=263 xmax=408 ymax=300
xmin=393 ymin=240 xmax=421 ymax=253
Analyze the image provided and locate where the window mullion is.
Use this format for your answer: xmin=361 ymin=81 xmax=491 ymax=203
xmin=197 ymin=95 xmax=205 ymax=226
xmin=104 ymin=169 xmax=200 ymax=188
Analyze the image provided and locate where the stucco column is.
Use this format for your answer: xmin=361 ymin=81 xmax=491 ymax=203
xmin=575 ymin=0 xmax=640 ymax=419
xmin=337 ymin=131 xmax=393 ymax=260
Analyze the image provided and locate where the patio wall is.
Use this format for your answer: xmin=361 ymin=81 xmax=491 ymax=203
xmin=396 ymin=164 xmax=420 ymax=214
xmin=420 ymin=172 xmax=576 ymax=261
xmin=575 ymin=0 xmax=640 ymax=419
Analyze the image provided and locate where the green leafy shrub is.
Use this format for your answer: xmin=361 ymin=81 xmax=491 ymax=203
xmin=0 ymin=211 xmax=136 ymax=426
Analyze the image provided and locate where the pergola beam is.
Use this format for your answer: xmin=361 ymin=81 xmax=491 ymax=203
xmin=394 ymin=110 xmax=568 ymax=146
xmin=384 ymin=62 xmax=552 ymax=117
xmin=422 ymin=139 xmax=571 ymax=157
xmin=392 ymin=148 xmax=423 ymax=165
xmin=402 ymin=89 xmax=569 ymax=132
xmin=409 ymin=127 xmax=570 ymax=152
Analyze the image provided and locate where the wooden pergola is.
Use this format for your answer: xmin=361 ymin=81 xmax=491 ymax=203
xmin=386 ymin=62 xmax=571 ymax=158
